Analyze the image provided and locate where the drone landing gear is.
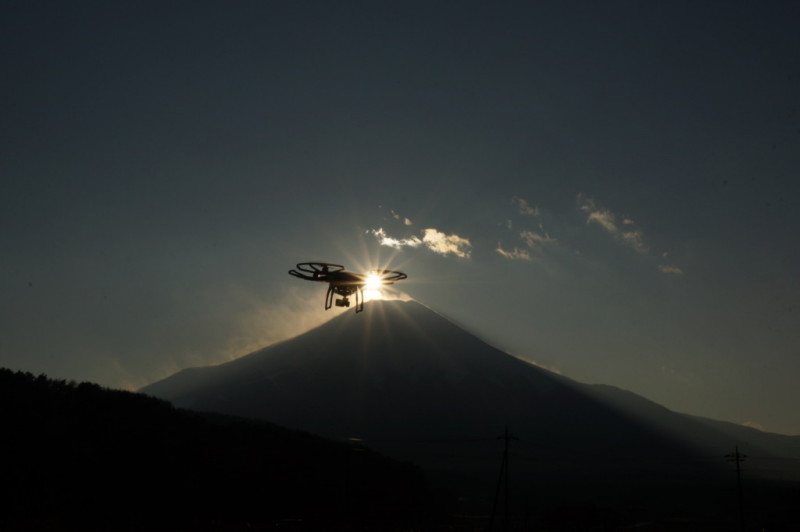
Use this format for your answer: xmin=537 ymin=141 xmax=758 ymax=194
xmin=289 ymin=262 xmax=404 ymax=314
xmin=325 ymin=285 xmax=365 ymax=313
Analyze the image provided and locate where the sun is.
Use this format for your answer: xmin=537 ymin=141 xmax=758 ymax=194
xmin=365 ymin=272 xmax=383 ymax=290
xmin=363 ymin=272 xmax=384 ymax=302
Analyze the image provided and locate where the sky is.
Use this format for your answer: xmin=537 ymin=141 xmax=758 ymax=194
xmin=2 ymin=1 xmax=799 ymax=435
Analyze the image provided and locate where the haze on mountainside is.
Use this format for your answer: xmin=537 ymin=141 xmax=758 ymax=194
xmin=142 ymin=299 xmax=800 ymax=489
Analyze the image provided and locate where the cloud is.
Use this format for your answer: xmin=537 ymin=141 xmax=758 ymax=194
xmin=496 ymin=244 xmax=532 ymax=260
xmin=520 ymin=229 xmax=556 ymax=249
xmin=391 ymin=210 xmax=413 ymax=226
xmin=578 ymin=193 xmax=685 ymax=273
xmin=370 ymin=228 xmax=422 ymax=249
xmin=497 ymin=226 xmax=555 ymax=261
xmin=658 ymin=264 xmax=684 ymax=276
xmin=586 ymin=209 xmax=618 ymax=232
xmin=421 ymin=228 xmax=472 ymax=258
xmin=578 ymin=194 xmax=646 ymax=253
xmin=621 ymin=230 xmax=647 ymax=253
xmin=513 ymin=196 xmax=540 ymax=216
xmin=578 ymin=194 xmax=619 ymax=233
xmin=370 ymin=227 xmax=472 ymax=258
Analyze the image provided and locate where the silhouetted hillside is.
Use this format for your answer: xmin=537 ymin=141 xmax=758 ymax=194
xmin=0 ymin=368 xmax=430 ymax=531
xmin=142 ymin=302 xmax=800 ymax=477
xmin=142 ymin=300 xmax=800 ymax=530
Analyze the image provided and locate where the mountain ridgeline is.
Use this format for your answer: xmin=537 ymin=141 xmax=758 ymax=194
xmin=142 ymin=300 xmax=800 ymax=475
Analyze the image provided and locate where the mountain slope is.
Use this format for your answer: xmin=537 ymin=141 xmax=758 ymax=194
xmin=142 ymin=300 xmax=800 ymax=483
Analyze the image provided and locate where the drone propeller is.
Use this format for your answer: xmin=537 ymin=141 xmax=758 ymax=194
xmin=288 ymin=262 xmax=407 ymax=313
xmin=288 ymin=262 xmax=345 ymax=281
xmin=366 ymin=269 xmax=407 ymax=284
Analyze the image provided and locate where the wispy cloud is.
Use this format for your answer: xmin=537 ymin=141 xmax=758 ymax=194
xmin=496 ymin=244 xmax=532 ymax=261
xmin=497 ymin=228 xmax=555 ymax=261
xmin=497 ymin=197 xmax=556 ymax=261
xmin=578 ymin=194 xmax=619 ymax=233
xmin=578 ymin=194 xmax=647 ymax=253
xmin=421 ymin=228 xmax=472 ymax=258
xmin=578 ymin=193 xmax=683 ymax=274
xmin=513 ymin=196 xmax=540 ymax=216
xmin=391 ymin=210 xmax=413 ymax=226
xmin=587 ymin=210 xmax=618 ymax=232
xmin=520 ymin=229 xmax=556 ymax=249
xmin=370 ymin=227 xmax=472 ymax=258
xmin=658 ymin=264 xmax=684 ymax=276
xmin=621 ymin=230 xmax=647 ymax=253
xmin=371 ymin=228 xmax=423 ymax=249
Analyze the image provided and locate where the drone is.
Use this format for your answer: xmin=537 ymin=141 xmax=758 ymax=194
xmin=288 ymin=262 xmax=407 ymax=313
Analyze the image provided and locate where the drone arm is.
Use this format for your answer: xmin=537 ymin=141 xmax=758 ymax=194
xmin=289 ymin=263 xmax=406 ymax=313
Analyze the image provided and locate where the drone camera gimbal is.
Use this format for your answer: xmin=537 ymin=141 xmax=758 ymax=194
xmin=288 ymin=262 xmax=407 ymax=313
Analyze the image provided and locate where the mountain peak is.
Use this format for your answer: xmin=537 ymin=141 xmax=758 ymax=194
xmin=143 ymin=298 xmax=561 ymax=438
xmin=142 ymin=298 xmax=800 ymax=484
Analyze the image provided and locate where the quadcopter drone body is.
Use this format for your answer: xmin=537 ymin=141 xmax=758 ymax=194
xmin=288 ymin=262 xmax=407 ymax=313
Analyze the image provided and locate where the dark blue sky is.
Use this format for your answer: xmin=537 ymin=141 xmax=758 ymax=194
xmin=2 ymin=1 xmax=799 ymax=434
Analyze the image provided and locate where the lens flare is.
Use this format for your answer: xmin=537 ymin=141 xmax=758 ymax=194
xmin=363 ymin=272 xmax=384 ymax=301
xmin=365 ymin=272 xmax=383 ymax=290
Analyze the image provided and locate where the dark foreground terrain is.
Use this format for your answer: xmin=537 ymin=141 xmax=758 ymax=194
xmin=0 ymin=368 xmax=430 ymax=531
xmin=3 ymin=367 xmax=799 ymax=530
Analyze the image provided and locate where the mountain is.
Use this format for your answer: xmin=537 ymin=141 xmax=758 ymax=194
xmin=142 ymin=300 xmax=800 ymax=525
xmin=0 ymin=368 xmax=428 ymax=531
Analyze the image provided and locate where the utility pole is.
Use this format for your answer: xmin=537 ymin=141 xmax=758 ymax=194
xmin=725 ymin=445 xmax=747 ymax=532
xmin=344 ymin=436 xmax=365 ymax=520
xmin=489 ymin=428 xmax=516 ymax=532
